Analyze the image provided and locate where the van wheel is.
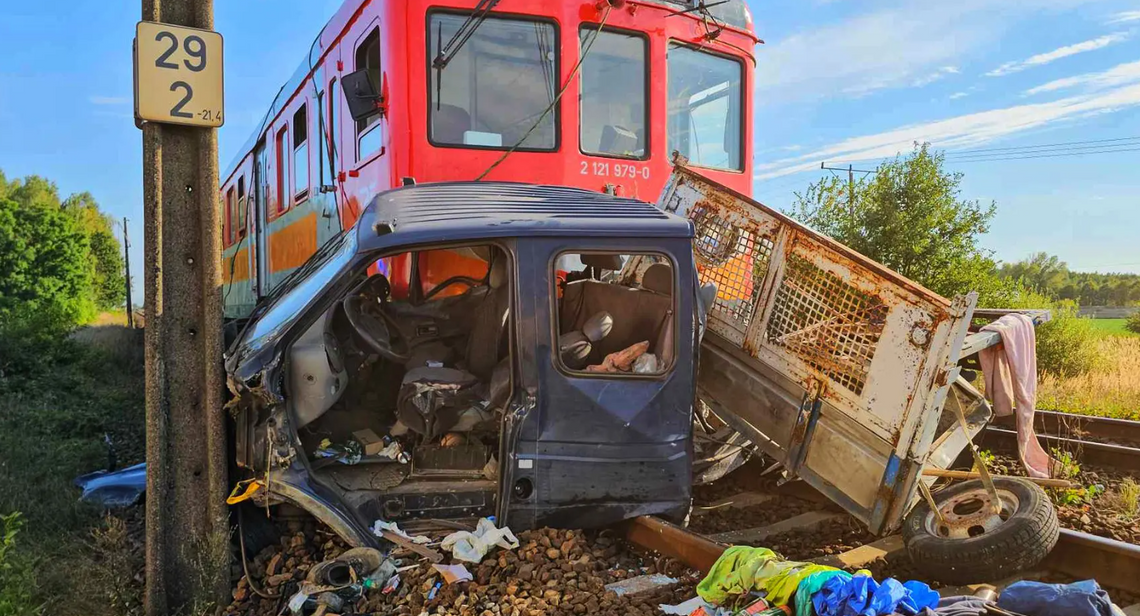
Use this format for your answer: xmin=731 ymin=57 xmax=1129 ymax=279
xmin=903 ymin=477 xmax=1058 ymax=585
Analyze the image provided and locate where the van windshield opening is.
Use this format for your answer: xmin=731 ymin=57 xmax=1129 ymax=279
xmin=428 ymin=13 xmax=558 ymax=151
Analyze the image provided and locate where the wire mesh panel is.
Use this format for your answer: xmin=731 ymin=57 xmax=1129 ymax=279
xmin=690 ymin=204 xmax=775 ymax=340
xmin=765 ymin=252 xmax=888 ymax=395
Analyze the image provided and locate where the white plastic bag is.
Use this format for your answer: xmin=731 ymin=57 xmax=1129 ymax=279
xmin=440 ymin=517 xmax=519 ymax=563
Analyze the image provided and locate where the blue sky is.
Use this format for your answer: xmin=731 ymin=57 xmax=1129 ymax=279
xmin=1 ymin=1 xmax=1138 ymax=306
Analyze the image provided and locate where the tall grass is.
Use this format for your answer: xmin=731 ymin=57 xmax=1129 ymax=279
xmin=0 ymin=315 xmax=145 ymax=615
xmin=1039 ymin=336 xmax=1140 ymax=419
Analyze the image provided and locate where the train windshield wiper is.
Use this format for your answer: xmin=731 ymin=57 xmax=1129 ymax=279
xmin=432 ymin=0 xmax=502 ymax=108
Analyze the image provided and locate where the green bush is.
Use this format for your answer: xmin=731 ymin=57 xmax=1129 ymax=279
xmin=1035 ymin=302 xmax=1104 ymax=377
xmin=0 ymin=512 xmax=38 ymax=616
xmin=1127 ymin=311 xmax=1140 ymax=335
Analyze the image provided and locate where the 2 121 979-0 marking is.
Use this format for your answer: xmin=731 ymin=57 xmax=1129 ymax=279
xmin=581 ymin=160 xmax=651 ymax=180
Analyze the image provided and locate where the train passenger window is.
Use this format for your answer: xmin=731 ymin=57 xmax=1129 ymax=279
xmin=225 ymin=187 xmax=236 ymax=245
xmin=666 ymin=45 xmax=743 ymax=171
xmin=237 ymin=176 xmax=247 ymax=236
xmin=579 ymin=28 xmax=647 ymax=159
xmin=428 ymin=13 xmax=557 ymax=151
xmin=293 ymin=105 xmax=309 ymax=201
xmin=325 ymin=78 xmax=338 ymax=183
xmin=275 ymin=126 xmax=289 ymax=214
xmin=355 ymin=29 xmax=382 ymax=159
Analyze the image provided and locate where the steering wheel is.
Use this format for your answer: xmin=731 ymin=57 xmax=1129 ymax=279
xmin=423 ymin=275 xmax=482 ymax=301
xmin=342 ymin=275 xmax=410 ymax=364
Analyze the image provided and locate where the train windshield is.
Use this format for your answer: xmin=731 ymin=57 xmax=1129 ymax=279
xmin=666 ymin=45 xmax=744 ymax=171
xmin=428 ymin=13 xmax=558 ymax=151
xmin=579 ymin=28 xmax=647 ymax=159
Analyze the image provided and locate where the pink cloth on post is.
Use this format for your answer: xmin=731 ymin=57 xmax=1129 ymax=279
xmin=978 ymin=313 xmax=1054 ymax=478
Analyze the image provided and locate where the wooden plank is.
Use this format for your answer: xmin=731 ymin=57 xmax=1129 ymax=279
xmin=707 ymin=511 xmax=844 ymax=545
xmin=812 ymin=535 xmax=904 ymax=569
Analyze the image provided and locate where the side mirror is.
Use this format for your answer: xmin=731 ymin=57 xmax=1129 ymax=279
xmin=341 ymin=69 xmax=382 ymax=122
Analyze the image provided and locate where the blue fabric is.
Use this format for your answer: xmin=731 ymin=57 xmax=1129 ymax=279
xmin=795 ymin=570 xmax=851 ymax=616
xmin=997 ymin=580 xmax=1115 ymax=616
xmin=813 ymin=574 xmax=938 ymax=616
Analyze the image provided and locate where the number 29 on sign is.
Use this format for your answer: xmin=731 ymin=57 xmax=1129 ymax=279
xmin=134 ymin=21 xmax=224 ymax=128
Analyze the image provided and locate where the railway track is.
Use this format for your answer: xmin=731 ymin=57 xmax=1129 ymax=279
xmin=981 ymin=411 xmax=1140 ymax=473
xmin=620 ymin=485 xmax=1140 ymax=607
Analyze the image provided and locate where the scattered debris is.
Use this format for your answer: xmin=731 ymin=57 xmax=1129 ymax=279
xmin=440 ymin=517 xmax=520 ymax=564
xmin=432 ymin=563 xmax=473 ymax=584
xmin=604 ymin=573 xmax=679 ymax=597
xmin=74 ymin=462 xmax=146 ymax=507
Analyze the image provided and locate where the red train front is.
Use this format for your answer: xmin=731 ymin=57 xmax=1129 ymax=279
xmin=220 ymin=0 xmax=758 ymax=318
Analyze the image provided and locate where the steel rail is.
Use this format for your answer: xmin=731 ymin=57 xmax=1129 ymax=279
xmin=622 ymin=518 xmax=1140 ymax=594
xmin=993 ymin=410 xmax=1140 ymax=446
xmin=979 ymin=426 xmax=1140 ymax=472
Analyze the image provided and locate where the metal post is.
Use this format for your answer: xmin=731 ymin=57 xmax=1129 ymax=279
xmin=141 ymin=1 xmax=228 ymax=614
xmin=123 ymin=216 xmax=134 ymax=329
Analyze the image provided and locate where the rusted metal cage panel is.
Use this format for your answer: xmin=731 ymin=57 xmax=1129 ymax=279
xmin=661 ymin=161 xmax=977 ymax=534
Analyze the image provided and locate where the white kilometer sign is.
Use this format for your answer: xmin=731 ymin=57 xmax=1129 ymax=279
xmin=134 ymin=21 xmax=224 ymax=127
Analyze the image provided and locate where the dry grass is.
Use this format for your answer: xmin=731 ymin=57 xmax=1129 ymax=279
xmin=1038 ymin=336 xmax=1140 ymax=420
xmin=70 ymin=312 xmax=144 ymax=366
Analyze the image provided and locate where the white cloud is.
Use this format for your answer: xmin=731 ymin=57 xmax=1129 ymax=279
xmin=89 ymin=96 xmax=129 ymax=106
xmin=1107 ymin=11 xmax=1140 ymax=24
xmin=1025 ymin=59 xmax=1140 ymax=95
xmin=755 ymin=81 xmax=1140 ymax=180
xmin=986 ymin=32 xmax=1130 ymax=77
xmin=757 ymin=0 xmax=1108 ymax=104
xmin=914 ymin=66 xmax=961 ymax=87
xmin=949 ymin=91 xmax=971 ymax=100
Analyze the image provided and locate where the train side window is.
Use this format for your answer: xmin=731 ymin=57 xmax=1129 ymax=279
xmin=666 ymin=44 xmax=743 ymax=171
xmin=428 ymin=12 xmax=558 ymax=151
xmin=275 ymin=125 xmax=289 ymax=214
xmin=225 ymin=186 xmax=236 ymax=246
xmin=579 ymin=28 xmax=647 ymax=159
xmin=237 ymin=176 xmax=247 ymax=236
xmin=293 ymin=105 xmax=309 ymax=202
xmin=355 ymin=28 xmax=382 ymax=159
xmin=327 ymin=78 xmax=338 ymax=181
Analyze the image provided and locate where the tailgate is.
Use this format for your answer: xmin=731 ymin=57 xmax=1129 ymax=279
xmin=665 ymin=163 xmax=976 ymax=534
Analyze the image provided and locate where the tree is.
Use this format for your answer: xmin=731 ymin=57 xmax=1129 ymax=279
xmin=998 ymin=252 xmax=1070 ymax=296
xmin=0 ymin=195 xmax=95 ymax=336
xmin=62 ymin=192 xmax=125 ymax=310
xmin=790 ymin=143 xmax=999 ymax=300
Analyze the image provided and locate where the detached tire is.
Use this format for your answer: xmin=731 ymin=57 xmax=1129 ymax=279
xmin=903 ymin=477 xmax=1058 ymax=585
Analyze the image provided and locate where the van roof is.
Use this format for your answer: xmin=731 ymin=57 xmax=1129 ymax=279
xmin=358 ymin=181 xmax=693 ymax=249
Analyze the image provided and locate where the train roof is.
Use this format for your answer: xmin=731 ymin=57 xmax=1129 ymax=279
xmin=357 ymin=181 xmax=693 ymax=250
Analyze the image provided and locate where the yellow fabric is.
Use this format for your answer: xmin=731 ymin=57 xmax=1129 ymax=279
xmin=697 ymin=546 xmax=781 ymax=605
xmin=226 ymin=479 xmax=262 ymax=505
xmin=760 ymin=562 xmax=839 ymax=606
xmin=696 ymin=546 xmax=842 ymax=607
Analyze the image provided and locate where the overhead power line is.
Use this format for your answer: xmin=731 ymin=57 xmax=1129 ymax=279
xmin=944 ymin=145 xmax=1140 ymax=164
xmin=945 ymin=135 xmax=1140 ymax=156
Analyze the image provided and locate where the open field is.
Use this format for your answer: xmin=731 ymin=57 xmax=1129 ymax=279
xmin=1090 ymin=318 xmax=1138 ymax=337
xmin=1040 ymin=335 xmax=1140 ymax=420
xmin=0 ymin=316 xmax=145 ymax=615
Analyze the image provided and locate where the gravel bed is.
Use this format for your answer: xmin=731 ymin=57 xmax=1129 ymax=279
xmin=224 ymin=520 xmax=701 ymax=616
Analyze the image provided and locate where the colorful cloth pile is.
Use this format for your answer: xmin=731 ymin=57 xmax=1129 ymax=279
xmin=695 ymin=546 xmax=938 ymax=616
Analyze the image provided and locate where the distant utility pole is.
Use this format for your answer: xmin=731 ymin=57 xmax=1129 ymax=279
xmin=123 ymin=216 xmax=133 ymax=329
xmin=137 ymin=0 xmax=228 ymax=614
xmin=821 ymin=162 xmax=875 ymax=212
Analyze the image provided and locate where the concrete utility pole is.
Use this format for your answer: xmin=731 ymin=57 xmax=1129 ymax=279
xmin=140 ymin=1 xmax=228 ymax=614
xmin=123 ymin=216 xmax=134 ymax=329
